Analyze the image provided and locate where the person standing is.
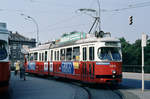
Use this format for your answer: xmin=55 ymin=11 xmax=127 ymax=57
xmin=15 ymin=61 xmax=20 ymax=76
xmin=20 ymin=61 xmax=26 ymax=80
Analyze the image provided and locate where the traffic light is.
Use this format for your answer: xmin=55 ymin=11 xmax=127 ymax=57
xmin=129 ymin=16 xmax=133 ymax=25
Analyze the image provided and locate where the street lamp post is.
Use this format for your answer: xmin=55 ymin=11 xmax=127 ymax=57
xmin=21 ymin=14 xmax=39 ymax=45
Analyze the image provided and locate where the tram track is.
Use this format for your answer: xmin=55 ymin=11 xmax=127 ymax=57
xmin=106 ymin=85 xmax=124 ymax=99
xmin=71 ymin=82 xmax=124 ymax=99
xmin=67 ymin=81 xmax=124 ymax=99
xmin=69 ymin=82 xmax=91 ymax=99
xmin=27 ymin=74 xmax=124 ymax=99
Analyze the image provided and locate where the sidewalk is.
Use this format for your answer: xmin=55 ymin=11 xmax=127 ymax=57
xmin=121 ymin=72 xmax=150 ymax=99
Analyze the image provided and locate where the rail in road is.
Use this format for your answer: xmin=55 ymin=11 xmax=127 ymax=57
xmin=70 ymin=82 xmax=124 ymax=99
xmin=1 ymin=72 xmax=149 ymax=99
xmin=30 ymin=75 xmax=124 ymax=99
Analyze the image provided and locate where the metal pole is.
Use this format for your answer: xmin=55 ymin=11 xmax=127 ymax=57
xmin=97 ymin=0 xmax=101 ymax=31
xmin=142 ymin=46 xmax=144 ymax=92
xmin=141 ymin=33 xmax=147 ymax=92
xmin=27 ymin=16 xmax=39 ymax=45
xmin=21 ymin=14 xmax=39 ymax=45
xmin=88 ymin=17 xmax=98 ymax=34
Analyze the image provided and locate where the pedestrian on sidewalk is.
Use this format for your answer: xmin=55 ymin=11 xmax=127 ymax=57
xmin=14 ymin=60 xmax=20 ymax=76
xmin=20 ymin=61 xmax=26 ymax=80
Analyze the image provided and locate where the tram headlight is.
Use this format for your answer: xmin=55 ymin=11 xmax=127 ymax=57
xmin=112 ymin=70 xmax=116 ymax=74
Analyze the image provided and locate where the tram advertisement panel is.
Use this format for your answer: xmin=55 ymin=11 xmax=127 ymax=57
xmin=61 ymin=62 xmax=74 ymax=74
xmin=28 ymin=62 xmax=36 ymax=70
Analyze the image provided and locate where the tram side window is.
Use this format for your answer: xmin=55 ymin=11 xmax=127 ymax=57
xmin=34 ymin=52 xmax=38 ymax=61
xmin=54 ymin=51 xmax=57 ymax=61
xmin=83 ymin=47 xmax=87 ymax=61
xmin=42 ymin=53 xmax=44 ymax=61
xmin=57 ymin=51 xmax=59 ymax=61
xmin=73 ymin=47 xmax=80 ymax=61
xmin=51 ymin=50 xmax=53 ymax=61
xmin=39 ymin=53 xmax=41 ymax=61
xmin=60 ymin=49 xmax=65 ymax=61
xmin=25 ymin=54 xmax=29 ymax=61
xmin=89 ymin=47 xmax=95 ymax=60
xmin=0 ymin=40 xmax=7 ymax=60
xmin=29 ymin=53 xmax=34 ymax=61
xmin=45 ymin=51 xmax=47 ymax=61
xmin=66 ymin=48 xmax=72 ymax=61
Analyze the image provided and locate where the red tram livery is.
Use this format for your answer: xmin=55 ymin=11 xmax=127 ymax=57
xmin=0 ymin=23 xmax=10 ymax=92
xmin=25 ymin=32 xmax=122 ymax=84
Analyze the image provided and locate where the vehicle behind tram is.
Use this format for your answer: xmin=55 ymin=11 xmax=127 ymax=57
xmin=0 ymin=23 xmax=10 ymax=92
xmin=25 ymin=32 xmax=122 ymax=84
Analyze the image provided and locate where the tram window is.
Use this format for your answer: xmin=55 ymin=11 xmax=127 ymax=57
xmin=34 ymin=52 xmax=38 ymax=61
xmin=57 ymin=51 xmax=59 ymax=61
xmin=51 ymin=50 xmax=53 ymax=61
xmin=29 ymin=53 xmax=34 ymax=61
xmin=42 ymin=53 xmax=44 ymax=61
xmin=73 ymin=47 xmax=80 ymax=61
xmin=45 ymin=51 xmax=47 ymax=61
xmin=0 ymin=40 xmax=7 ymax=60
xmin=60 ymin=49 xmax=65 ymax=61
xmin=89 ymin=47 xmax=95 ymax=60
xmin=66 ymin=48 xmax=72 ymax=61
xmin=25 ymin=54 xmax=29 ymax=61
xmin=54 ymin=51 xmax=57 ymax=61
xmin=39 ymin=53 xmax=41 ymax=61
xmin=83 ymin=47 xmax=87 ymax=61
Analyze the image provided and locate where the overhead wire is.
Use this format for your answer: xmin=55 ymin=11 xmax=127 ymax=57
xmin=40 ymin=14 xmax=83 ymax=32
xmin=104 ymin=1 xmax=150 ymax=12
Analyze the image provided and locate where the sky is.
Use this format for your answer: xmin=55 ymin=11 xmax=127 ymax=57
xmin=0 ymin=0 xmax=150 ymax=43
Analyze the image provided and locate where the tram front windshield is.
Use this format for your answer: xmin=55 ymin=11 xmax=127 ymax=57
xmin=98 ymin=47 xmax=121 ymax=61
xmin=0 ymin=40 xmax=7 ymax=60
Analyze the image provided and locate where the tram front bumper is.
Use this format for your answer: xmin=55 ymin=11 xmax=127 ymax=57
xmin=95 ymin=74 xmax=122 ymax=84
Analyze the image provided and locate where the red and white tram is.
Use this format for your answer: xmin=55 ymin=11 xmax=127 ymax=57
xmin=25 ymin=32 xmax=122 ymax=84
xmin=0 ymin=23 xmax=10 ymax=92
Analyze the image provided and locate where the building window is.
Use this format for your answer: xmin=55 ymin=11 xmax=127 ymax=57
xmin=73 ymin=47 xmax=80 ymax=61
xmin=83 ymin=47 xmax=87 ymax=61
xmin=66 ymin=48 xmax=72 ymax=61
xmin=89 ymin=47 xmax=94 ymax=60
xmin=60 ymin=49 xmax=65 ymax=61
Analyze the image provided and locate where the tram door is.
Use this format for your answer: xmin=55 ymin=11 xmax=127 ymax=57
xmin=88 ymin=46 xmax=95 ymax=80
xmin=81 ymin=46 xmax=88 ymax=81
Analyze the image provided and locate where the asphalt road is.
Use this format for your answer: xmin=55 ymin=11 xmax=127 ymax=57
xmin=7 ymin=73 xmax=88 ymax=99
xmin=1 ymin=72 xmax=149 ymax=99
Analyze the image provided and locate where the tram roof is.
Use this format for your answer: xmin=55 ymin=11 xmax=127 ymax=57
xmin=29 ymin=43 xmax=51 ymax=51
xmin=53 ymin=34 xmax=120 ymax=48
xmin=29 ymin=33 xmax=120 ymax=51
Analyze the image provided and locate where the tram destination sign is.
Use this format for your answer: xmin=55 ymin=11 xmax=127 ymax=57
xmin=59 ymin=32 xmax=86 ymax=44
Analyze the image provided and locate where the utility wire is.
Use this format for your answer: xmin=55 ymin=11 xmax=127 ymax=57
xmin=105 ymin=1 xmax=150 ymax=12
xmin=40 ymin=14 xmax=81 ymax=32
xmin=47 ymin=23 xmax=87 ymax=31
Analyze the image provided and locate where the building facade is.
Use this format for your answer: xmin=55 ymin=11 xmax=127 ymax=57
xmin=9 ymin=32 xmax=36 ymax=68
